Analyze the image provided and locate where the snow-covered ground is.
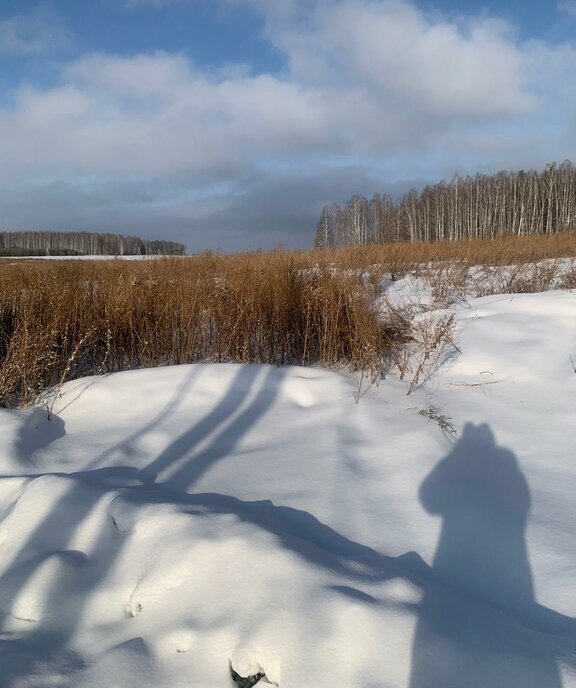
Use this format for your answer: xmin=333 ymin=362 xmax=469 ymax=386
xmin=0 ymin=282 xmax=575 ymax=687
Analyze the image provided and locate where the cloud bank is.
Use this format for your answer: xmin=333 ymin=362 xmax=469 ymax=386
xmin=1 ymin=0 xmax=575 ymax=250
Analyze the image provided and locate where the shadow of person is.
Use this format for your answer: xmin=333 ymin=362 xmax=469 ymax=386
xmin=410 ymin=423 xmax=574 ymax=688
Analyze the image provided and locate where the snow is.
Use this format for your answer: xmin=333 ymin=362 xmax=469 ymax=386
xmin=0 ymin=285 xmax=575 ymax=687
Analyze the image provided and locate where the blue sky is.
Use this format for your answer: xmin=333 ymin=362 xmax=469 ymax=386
xmin=0 ymin=0 xmax=575 ymax=251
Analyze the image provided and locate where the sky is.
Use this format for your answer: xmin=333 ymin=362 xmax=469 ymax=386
xmin=0 ymin=0 xmax=575 ymax=252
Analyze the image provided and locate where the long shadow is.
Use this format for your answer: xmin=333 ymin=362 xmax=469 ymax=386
xmin=164 ymin=365 xmax=288 ymax=490
xmin=410 ymin=423 xmax=574 ymax=688
xmin=139 ymin=365 xmax=287 ymax=490
xmin=0 ymin=366 xmax=204 ymax=603
xmin=85 ymin=364 xmax=203 ymax=470
xmin=118 ymin=483 xmax=434 ymax=584
xmin=116 ymin=479 xmax=576 ymax=639
xmin=0 ymin=365 xmax=250 ymax=684
xmin=0 ymin=364 xmax=290 ymax=685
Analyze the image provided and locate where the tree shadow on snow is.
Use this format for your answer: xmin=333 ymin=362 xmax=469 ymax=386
xmin=0 ymin=364 xmax=283 ymax=685
xmin=138 ymin=364 xmax=287 ymax=490
xmin=410 ymin=422 xmax=574 ymax=688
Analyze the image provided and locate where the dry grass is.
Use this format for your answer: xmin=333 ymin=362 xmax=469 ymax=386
xmin=0 ymin=252 xmax=404 ymax=407
xmin=0 ymin=232 xmax=574 ymax=407
xmin=325 ymin=231 xmax=576 ymax=270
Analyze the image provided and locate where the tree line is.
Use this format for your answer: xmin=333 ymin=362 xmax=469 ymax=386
xmin=315 ymin=161 xmax=576 ymax=248
xmin=0 ymin=231 xmax=186 ymax=256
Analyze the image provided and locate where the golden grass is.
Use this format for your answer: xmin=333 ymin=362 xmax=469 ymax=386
xmin=318 ymin=231 xmax=576 ymax=270
xmin=0 ymin=232 xmax=574 ymax=407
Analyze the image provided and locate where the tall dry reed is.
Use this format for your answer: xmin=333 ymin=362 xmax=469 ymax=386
xmin=0 ymin=252 xmax=403 ymax=406
xmin=0 ymin=232 xmax=574 ymax=407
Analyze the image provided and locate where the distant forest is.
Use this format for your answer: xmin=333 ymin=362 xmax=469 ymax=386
xmin=315 ymin=161 xmax=576 ymax=248
xmin=0 ymin=231 xmax=186 ymax=256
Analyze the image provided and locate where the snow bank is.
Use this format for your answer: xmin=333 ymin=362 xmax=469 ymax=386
xmin=0 ymin=290 xmax=575 ymax=687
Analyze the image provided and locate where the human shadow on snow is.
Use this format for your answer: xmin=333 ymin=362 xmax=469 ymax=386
xmin=410 ymin=423 xmax=573 ymax=688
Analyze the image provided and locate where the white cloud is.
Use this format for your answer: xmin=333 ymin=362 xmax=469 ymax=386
xmin=0 ymin=51 xmax=331 ymax=178
xmin=0 ymin=8 xmax=71 ymax=55
xmin=0 ymin=0 xmax=566 ymax=176
xmin=65 ymin=52 xmax=196 ymax=99
xmin=1 ymin=0 xmax=576 ymax=248
xmin=255 ymin=0 xmax=534 ymax=118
